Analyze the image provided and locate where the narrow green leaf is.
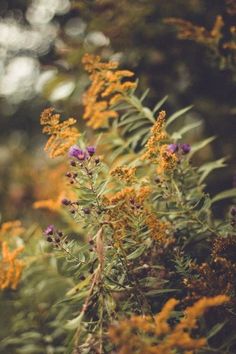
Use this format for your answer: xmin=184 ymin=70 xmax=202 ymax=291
xmin=65 ymin=312 xmax=84 ymax=330
xmin=189 ymin=136 xmax=216 ymax=156
xmin=211 ymin=188 xmax=236 ymax=204
xmin=140 ymin=88 xmax=150 ymax=102
xmin=198 ymin=157 xmax=227 ymax=183
xmin=207 ymin=321 xmax=227 ymax=339
xmin=166 ymin=105 xmax=193 ymax=127
xmin=127 ymin=245 xmax=146 ymax=260
xmin=153 ymin=95 xmax=168 ymax=114
xmin=142 ymin=107 xmax=156 ymax=123
xmin=170 ymin=120 xmax=202 ymax=139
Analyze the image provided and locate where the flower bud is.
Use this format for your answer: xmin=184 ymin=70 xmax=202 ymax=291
xmin=61 ymin=198 xmax=71 ymax=206
xmin=167 ymin=144 xmax=178 ymax=153
xmin=180 ymin=143 xmax=191 ymax=154
xmin=82 ymin=207 xmax=91 ymax=215
xmin=86 ymin=146 xmax=96 ymax=156
xmin=44 ymin=224 xmax=55 ymax=236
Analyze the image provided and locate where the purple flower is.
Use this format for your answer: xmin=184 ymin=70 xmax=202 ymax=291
xmin=44 ymin=224 xmax=55 ymax=236
xmin=77 ymin=151 xmax=87 ymax=161
xmin=86 ymin=146 xmax=96 ymax=156
xmin=68 ymin=145 xmax=83 ymax=158
xmin=68 ymin=145 xmax=87 ymax=161
xmin=180 ymin=143 xmax=191 ymax=154
xmin=167 ymin=144 xmax=178 ymax=153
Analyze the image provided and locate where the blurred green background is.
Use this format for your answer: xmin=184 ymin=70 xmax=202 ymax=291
xmin=0 ymin=0 xmax=235 ymax=224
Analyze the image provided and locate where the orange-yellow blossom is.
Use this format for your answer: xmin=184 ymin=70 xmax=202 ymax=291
xmin=0 ymin=242 xmax=25 ymax=290
xmin=0 ymin=220 xmax=25 ymax=242
xmin=82 ymin=53 xmax=136 ymax=129
xmin=143 ymin=111 xmax=178 ymax=174
xmin=109 ymin=295 xmax=229 ymax=354
xmin=40 ymin=108 xmax=80 ymax=158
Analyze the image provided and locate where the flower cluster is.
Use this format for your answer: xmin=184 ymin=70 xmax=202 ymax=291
xmin=82 ymin=53 xmax=136 ymax=129
xmin=69 ymin=145 xmax=96 ymax=161
xmin=167 ymin=143 xmax=191 ymax=155
xmin=165 ymin=14 xmax=236 ymax=70
xmin=183 ymin=235 xmax=236 ymax=303
xmin=109 ymin=295 xmax=229 ymax=354
xmin=142 ymin=111 xmax=180 ymax=175
xmin=40 ymin=108 xmax=80 ymax=158
xmin=0 ymin=220 xmax=25 ymax=241
xmin=110 ymin=165 xmax=136 ymax=184
xmin=0 ymin=242 xmax=25 ymax=290
xmin=34 ymin=54 xmax=236 ymax=353
xmin=43 ymin=224 xmax=65 ymax=246
xmin=105 ymin=185 xmax=171 ymax=245
xmin=165 ymin=16 xmax=224 ymax=46
xmin=145 ymin=213 xmax=173 ymax=244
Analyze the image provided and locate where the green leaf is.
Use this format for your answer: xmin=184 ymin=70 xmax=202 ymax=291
xmin=211 ymin=188 xmax=236 ymax=204
xmin=142 ymin=107 xmax=156 ymax=123
xmin=66 ymin=274 xmax=93 ymax=297
xmin=153 ymin=95 xmax=168 ymax=114
xmin=166 ymin=105 xmax=193 ymax=127
xmin=118 ymin=114 xmax=141 ymax=127
xmin=170 ymin=120 xmax=202 ymax=140
xmin=65 ymin=312 xmax=84 ymax=330
xmin=207 ymin=321 xmax=227 ymax=339
xmin=198 ymin=157 xmax=227 ymax=183
xmin=127 ymin=121 xmax=150 ymax=133
xmin=140 ymin=88 xmax=150 ymax=102
xmin=189 ymin=136 xmax=216 ymax=156
xmin=127 ymin=245 xmax=146 ymax=260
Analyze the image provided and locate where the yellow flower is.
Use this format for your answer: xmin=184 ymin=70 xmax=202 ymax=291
xmin=110 ymin=165 xmax=136 ymax=184
xmin=143 ymin=111 xmax=178 ymax=175
xmin=164 ymin=16 xmax=224 ymax=46
xmin=82 ymin=53 xmax=136 ymax=129
xmin=33 ymin=192 xmax=64 ymax=212
xmin=0 ymin=242 xmax=25 ymax=290
xmin=40 ymin=108 xmax=80 ymax=158
xmin=153 ymin=298 xmax=179 ymax=335
xmin=145 ymin=213 xmax=171 ymax=244
xmin=0 ymin=220 xmax=25 ymax=241
xmin=109 ymin=295 xmax=229 ymax=354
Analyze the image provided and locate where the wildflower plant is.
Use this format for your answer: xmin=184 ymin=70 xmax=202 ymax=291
xmin=1 ymin=54 xmax=236 ymax=354
xmin=37 ymin=54 xmax=236 ymax=353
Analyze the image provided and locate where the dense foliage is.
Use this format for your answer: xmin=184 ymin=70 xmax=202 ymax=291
xmin=0 ymin=54 xmax=236 ymax=353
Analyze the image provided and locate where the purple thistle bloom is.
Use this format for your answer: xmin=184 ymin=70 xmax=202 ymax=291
xmin=180 ymin=143 xmax=191 ymax=154
xmin=68 ymin=145 xmax=83 ymax=158
xmin=167 ymin=144 xmax=178 ymax=154
xmin=44 ymin=224 xmax=55 ymax=236
xmin=86 ymin=146 xmax=96 ymax=156
xmin=77 ymin=151 xmax=87 ymax=161
xmin=68 ymin=145 xmax=87 ymax=161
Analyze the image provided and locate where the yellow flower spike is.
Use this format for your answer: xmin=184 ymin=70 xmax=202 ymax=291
xmin=109 ymin=295 xmax=229 ymax=354
xmin=143 ymin=111 xmax=178 ymax=175
xmin=82 ymin=53 xmax=136 ymax=129
xmin=154 ymin=298 xmax=179 ymax=335
xmin=110 ymin=166 xmax=136 ymax=184
xmin=40 ymin=108 xmax=80 ymax=158
xmin=0 ymin=220 xmax=25 ymax=241
xmin=177 ymin=295 xmax=230 ymax=331
xmin=0 ymin=242 xmax=25 ymax=290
